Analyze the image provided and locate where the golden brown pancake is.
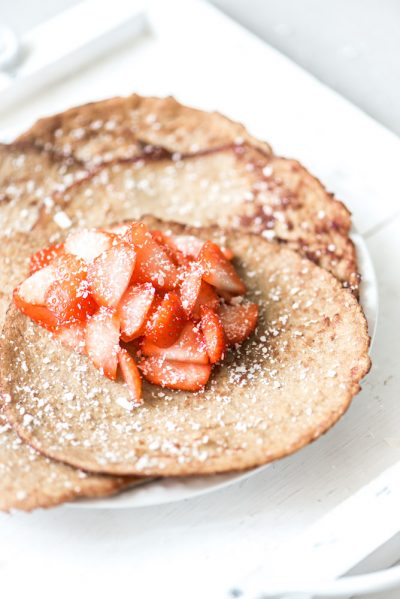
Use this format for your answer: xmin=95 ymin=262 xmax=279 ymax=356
xmin=12 ymin=95 xmax=358 ymax=292
xmin=1 ymin=217 xmax=370 ymax=477
xmin=0 ymin=95 xmax=367 ymax=508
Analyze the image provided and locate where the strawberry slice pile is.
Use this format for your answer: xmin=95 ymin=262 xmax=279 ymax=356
xmin=14 ymin=222 xmax=258 ymax=404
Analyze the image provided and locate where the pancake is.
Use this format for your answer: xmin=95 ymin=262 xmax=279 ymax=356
xmin=0 ymin=95 xmax=366 ymax=507
xmin=0 ymin=413 xmax=139 ymax=512
xmin=13 ymin=95 xmax=359 ymax=292
xmin=29 ymin=144 xmax=358 ymax=293
xmin=16 ymin=94 xmax=272 ymax=165
xmin=0 ymin=145 xmax=138 ymax=511
xmin=0 ymin=217 xmax=370 ymax=477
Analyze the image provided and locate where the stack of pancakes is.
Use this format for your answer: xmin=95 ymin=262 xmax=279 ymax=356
xmin=0 ymin=95 xmax=370 ymax=511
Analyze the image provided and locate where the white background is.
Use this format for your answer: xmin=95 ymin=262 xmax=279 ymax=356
xmin=1 ymin=0 xmax=400 ymax=136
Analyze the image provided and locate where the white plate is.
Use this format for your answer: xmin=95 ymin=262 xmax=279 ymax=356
xmin=73 ymin=230 xmax=378 ymax=509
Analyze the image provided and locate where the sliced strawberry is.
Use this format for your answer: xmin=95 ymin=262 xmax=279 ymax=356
xmin=118 ymin=348 xmax=143 ymax=404
xmin=53 ymin=252 xmax=88 ymax=278
xmin=14 ymin=259 xmax=90 ymax=328
xmin=200 ymin=306 xmax=226 ymax=363
xmin=102 ymin=223 xmax=132 ymax=237
xmin=134 ymin=243 xmax=178 ymax=291
xmin=86 ymin=308 xmax=120 ymax=379
xmin=179 ymin=261 xmax=204 ymax=317
xmin=221 ymin=247 xmax=234 ymax=261
xmin=53 ymin=321 xmax=87 ymax=354
xmin=150 ymin=229 xmax=169 ymax=247
xmin=45 ymin=278 xmax=96 ymax=324
xmin=29 ymin=243 xmax=65 ymax=274
xmin=140 ymin=290 xmax=162 ymax=321
xmin=192 ymin=281 xmax=220 ymax=320
xmin=126 ymin=223 xmax=178 ymax=291
xmin=167 ymin=235 xmax=204 ymax=259
xmin=198 ymin=241 xmax=246 ymax=295
xmin=44 ymin=254 xmax=95 ymax=324
xmin=166 ymin=235 xmax=234 ymax=261
xmin=141 ymin=321 xmax=208 ymax=364
xmin=118 ymin=283 xmax=156 ymax=341
xmin=144 ymin=291 xmax=186 ymax=348
xmin=64 ymin=229 xmax=115 ymax=263
xmin=17 ymin=264 xmax=57 ymax=305
xmin=13 ymin=288 xmax=59 ymax=330
xmin=122 ymin=221 xmax=148 ymax=245
xmin=150 ymin=230 xmax=186 ymax=266
xmin=87 ymin=241 xmax=136 ymax=308
xmin=218 ymin=302 xmax=259 ymax=346
xmin=139 ymin=356 xmax=211 ymax=391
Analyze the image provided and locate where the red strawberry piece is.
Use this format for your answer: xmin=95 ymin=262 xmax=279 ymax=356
xmin=13 ymin=288 xmax=59 ymax=330
xmin=144 ymin=291 xmax=186 ymax=348
xmin=87 ymin=240 xmax=136 ymax=308
xmin=221 ymin=247 xmax=234 ymax=261
xmin=167 ymin=235 xmax=204 ymax=259
xmin=44 ymin=254 xmax=95 ymax=324
xmin=64 ymin=229 xmax=115 ymax=263
xmin=150 ymin=230 xmax=186 ymax=266
xmin=118 ymin=348 xmax=143 ymax=405
xmin=200 ymin=306 xmax=226 ymax=363
xmin=86 ymin=308 xmax=120 ymax=379
xmin=45 ymin=278 xmax=96 ymax=324
xmin=17 ymin=264 xmax=57 ymax=305
xmin=141 ymin=321 xmax=209 ymax=364
xmin=167 ymin=235 xmax=234 ymax=262
xmin=198 ymin=241 xmax=246 ymax=295
xmin=218 ymin=302 xmax=259 ymax=346
xmin=139 ymin=356 xmax=211 ymax=392
xmin=118 ymin=282 xmax=156 ymax=341
xmin=53 ymin=321 xmax=87 ymax=354
xmin=51 ymin=252 xmax=88 ymax=287
xmin=150 ymin=229 xmax=168 ymax=247
xmin=53 ymin=252 xmax=87 ymax=277
xmin=191 ymin=281 xmax=220 ymax=320
xmin=135 ymin=243 xmax=178 ymax=291
xmin=14 ymin=262 xmax=74 ymax=329
xmin=179 ymin=261 xmax=204 ymax=317
xmin=126 ymin=223 xmax=178 ymax=291
xmin=122 ymin=221 xmax=145 ymax=243
xmin=102 ymin=223 xmax=132 ymax=237
xmin=29 ymin=243 xmax=65 ymax=274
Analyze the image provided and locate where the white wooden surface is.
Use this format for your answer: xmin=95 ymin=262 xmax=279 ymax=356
xmin=3 ymin=0 xmax=400 ymax=136
xmin=210 ymin=0 xmax=400 ymax=138
xmin=0 ymin=1 xmax=399 ymax=597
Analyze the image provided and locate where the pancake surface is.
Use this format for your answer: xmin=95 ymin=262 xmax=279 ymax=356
xmin=0 ymin=145 xmax=136 ymax=511
xmin=1 ymin=218 xmax=370 ymax=477
xmin=14 ymin=94 xmax=359 ymax=292
xmin=0 ymin=414 xmax=137 ymax=512
xmin=16 ymin=94 xmax=272 ymax=164
xmin=0 ymin=95 xmax=367 ymax=507
xmin=33 ymin=144 xmax=358 ymax=292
